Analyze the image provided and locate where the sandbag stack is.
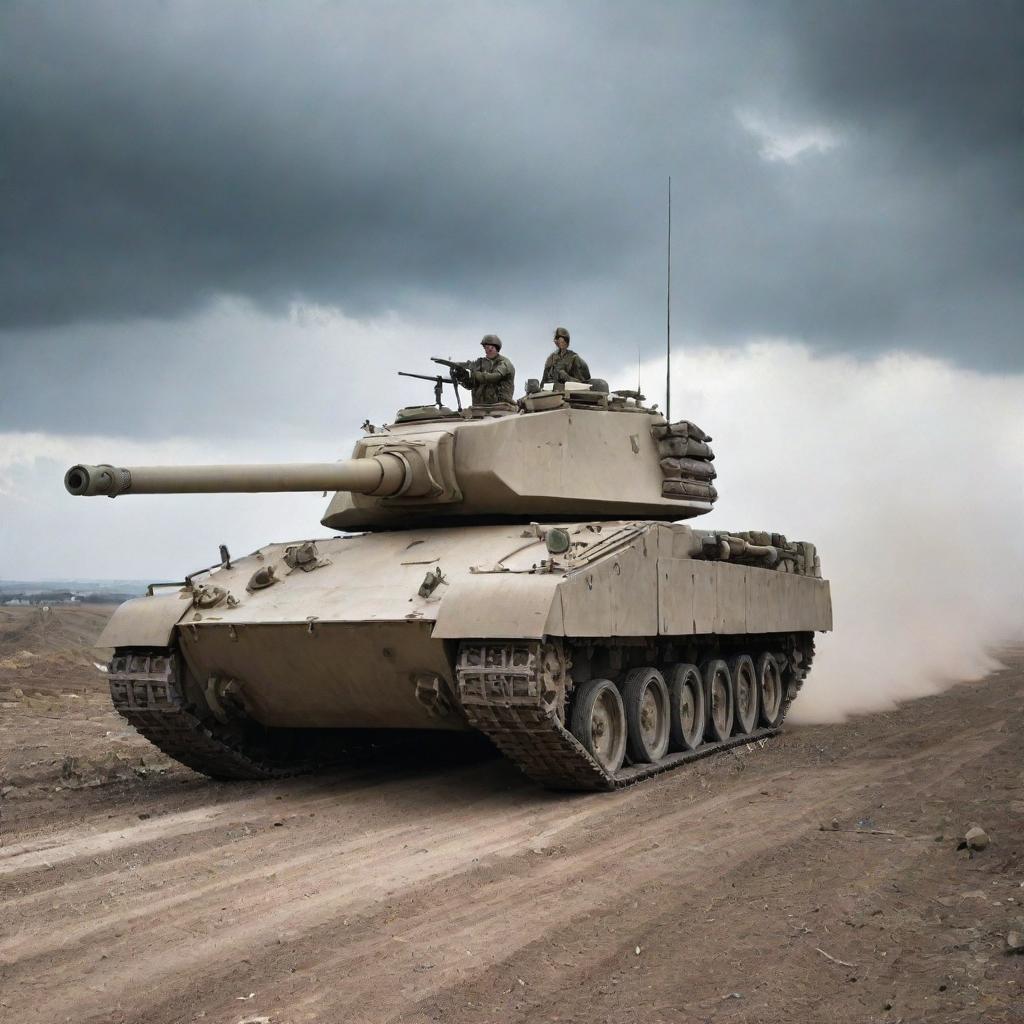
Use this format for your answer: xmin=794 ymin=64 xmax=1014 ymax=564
xmin=652 ymin=420 xmax=718 ymax=504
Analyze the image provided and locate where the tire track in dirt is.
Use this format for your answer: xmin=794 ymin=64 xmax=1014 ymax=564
xmin=4 ymin=649 xmax=1022 ymax=1024
xmin=1 ymin=719 xmax=1004 ymax=1024
xmin=211 ymin=726 xmax=1009 ymax=1024
xmin=408 ymin=707 xmax=1023 ymax=1024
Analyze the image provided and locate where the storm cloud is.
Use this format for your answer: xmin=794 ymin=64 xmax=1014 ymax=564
xmin=2 ymin=0 xmax=1022 ymax=386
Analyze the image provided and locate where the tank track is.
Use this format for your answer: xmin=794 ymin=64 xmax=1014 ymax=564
xmin=455 ymin=635 xmax=815 ymax=792
xmin=109 ymin=636 xmax=815 ymax=789
xmin=108 ymin=649 xmax=318 ymax=780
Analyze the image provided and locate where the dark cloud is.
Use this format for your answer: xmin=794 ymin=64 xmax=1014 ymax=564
xmin=1 ymin=0 xmax=1022 ymax=379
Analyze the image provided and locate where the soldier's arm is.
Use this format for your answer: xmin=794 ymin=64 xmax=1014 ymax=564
xmin=471 ymin=358 xmax=514 ymax=384
xmin=576 ymin=355 xmax=591 ymax=382
xmin=541 ymin=354 xmax=556 ymax=384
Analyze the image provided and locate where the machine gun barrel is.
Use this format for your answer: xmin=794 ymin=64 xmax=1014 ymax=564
xmin=64 ymin=457 xmax=413 ymax=499
xmin=405 ymin=360 xmax=466 ymax=407
xmin=401 ymin=365 xmax=464 ymax=411
xmin=398 ymin=371 xmax=446 ymax=384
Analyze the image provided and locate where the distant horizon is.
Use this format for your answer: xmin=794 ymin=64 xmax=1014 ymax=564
xmin=0 ymin=578 xmax=149 ymax=588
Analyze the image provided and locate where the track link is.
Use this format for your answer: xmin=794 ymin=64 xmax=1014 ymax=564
xmin=108 ymin=650 xmax=315 ymax=780
xmin=456 ymin=637 xmax=814 ymax=792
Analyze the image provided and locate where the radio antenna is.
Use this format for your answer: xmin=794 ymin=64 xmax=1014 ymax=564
xmin=665 ymin=175 xmax=672 ymax=421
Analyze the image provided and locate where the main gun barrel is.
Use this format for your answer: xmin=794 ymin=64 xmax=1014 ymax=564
xmin=65 ymin=456 xmax=412 ymax=498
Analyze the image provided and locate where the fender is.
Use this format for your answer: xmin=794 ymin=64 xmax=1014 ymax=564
xmin=432 ymin=574 xmax=563 ymax=639
xmin=96 ymin=591 xmax=193 ymax=649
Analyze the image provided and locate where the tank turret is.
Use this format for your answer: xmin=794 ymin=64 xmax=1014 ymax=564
xmin=65 ymin=380 xmax=718 ymax=531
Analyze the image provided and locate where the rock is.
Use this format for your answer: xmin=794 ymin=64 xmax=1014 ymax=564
xmin=1007 ymin=931 xmax=1024 ymax=954
xmin=963 ymin=826 xmax=989 ymax=851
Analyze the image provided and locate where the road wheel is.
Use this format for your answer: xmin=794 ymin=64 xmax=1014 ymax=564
xmin=570 ymin=678 xmax=627 ymax=773
xmin=666 ymin=663 xmax=705 ymax=752
xmin=702 ymin=659 xmax=734 ymax=742
xmin=728 ymin=655 xmax=758 ymax=735
xmin=756 ymin=652 xmax=784 ymax=727
xmin=622 ymin=667 xmax=671 ymax=763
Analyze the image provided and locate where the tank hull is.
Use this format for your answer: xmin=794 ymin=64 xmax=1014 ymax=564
xmin=177 ymin=619 xmax=462 ymax=730
xmin=99 ymin=521 xmax=831 ymax=787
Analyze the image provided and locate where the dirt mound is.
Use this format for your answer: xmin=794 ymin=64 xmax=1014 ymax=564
xmin=0 ymin=605 xmax=114 ymax=697
xmin=0 ymin=604 xmax=113 ymax=659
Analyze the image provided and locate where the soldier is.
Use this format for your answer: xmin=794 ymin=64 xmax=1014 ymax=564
xmin=542 ymin=327 xmax=590 ymax=387
xmin=451 ymin=335 xmax=516 ymax=406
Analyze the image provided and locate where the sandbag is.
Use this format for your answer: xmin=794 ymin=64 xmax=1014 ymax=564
xmin=651 ymin=420 xmax=712 ymax=443
xmin=662 ymin=480 xmax=718 ymax=501
xmin=657 ymin=437 xmax=715 ymax=459
xmin=659 ymin=457 xmax=717 ymax=481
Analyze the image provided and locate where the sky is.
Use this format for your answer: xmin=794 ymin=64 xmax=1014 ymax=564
xmin=1 ymin=1 xmax=1022 ymax=718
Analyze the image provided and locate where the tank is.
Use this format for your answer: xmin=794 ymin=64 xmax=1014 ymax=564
xmin=65 ymin=374 xmax=831 ymax=791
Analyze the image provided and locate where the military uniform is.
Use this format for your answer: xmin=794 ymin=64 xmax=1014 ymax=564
xmin=542 ymin=348 xmax=590 ymax=386
xmin=461 ymin=354 xmax=516 ymax=405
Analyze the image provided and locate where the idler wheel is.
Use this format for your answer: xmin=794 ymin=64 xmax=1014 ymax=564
xmin=622 ymin=667 xmax=671 ymax=763
xmin=570 ymin=678 xmax=627 ymax=773
xmin=702 ymin=659 xmax=734 ymax=742
xmin=728 ymin=655 xmax=759 ymax=735
xmin=756 ymin=652 xmax=784 ymax=728
xmin=666 ymin=663 xmax=706 ymax=752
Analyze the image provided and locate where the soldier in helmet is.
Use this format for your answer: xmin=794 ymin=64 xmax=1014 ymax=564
xmin=542 ymin=327 xmax=590 ymax=387
xmin=451 ymin=335 xmax=516 ymax=406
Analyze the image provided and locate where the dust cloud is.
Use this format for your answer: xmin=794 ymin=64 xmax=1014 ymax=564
xmin=642 ymin=341 xmax=1024 ymax=723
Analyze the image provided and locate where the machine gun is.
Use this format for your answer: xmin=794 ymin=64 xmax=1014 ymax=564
xmin=397 ymin=368 xmax=464 ymax=412
xmin=431 ymin=357 xmax=472 ymax=382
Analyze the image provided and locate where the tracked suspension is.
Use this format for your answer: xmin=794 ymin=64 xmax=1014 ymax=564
xmin=108 ymin=650 xmax=318 ymax=780
xmin=456 ymin=636 xmax=815 ymax=792
xmin=108 ymin=635 xmax=814 ymax=790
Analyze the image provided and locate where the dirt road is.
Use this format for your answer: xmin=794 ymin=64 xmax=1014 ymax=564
xmin=1 ymin=607 xmax=1022 ymax=1023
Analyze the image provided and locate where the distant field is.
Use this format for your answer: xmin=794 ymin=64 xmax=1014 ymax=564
xmin=0 ymin=579 xmax=146 ymax=606
xmin=0 ymin=603 xmax=115 ymax=694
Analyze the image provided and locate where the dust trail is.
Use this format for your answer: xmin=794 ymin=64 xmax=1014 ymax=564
xmin=640 ymin=342 xmax=1024 ymax=721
